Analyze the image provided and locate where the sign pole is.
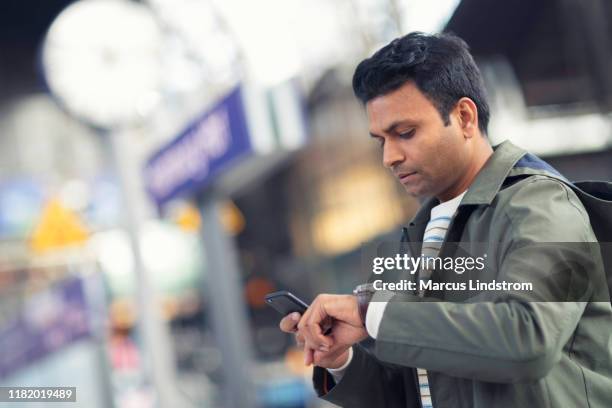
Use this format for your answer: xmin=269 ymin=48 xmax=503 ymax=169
xmin=198 ymin=193 xmax=259 ymax=408
xmin=107 ymin=129 xmax=190 ymax=408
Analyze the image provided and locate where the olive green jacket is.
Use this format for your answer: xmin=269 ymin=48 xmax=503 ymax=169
xmin=313 ymin=141 xmax=612 ymax=407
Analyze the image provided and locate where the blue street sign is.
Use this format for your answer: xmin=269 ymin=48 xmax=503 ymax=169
xmin=144 ymin=87 xmax=252 ymax=206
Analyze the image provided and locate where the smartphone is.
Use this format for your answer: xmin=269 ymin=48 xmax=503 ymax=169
xmin=264 ymin=290 xmax=309 ymax=316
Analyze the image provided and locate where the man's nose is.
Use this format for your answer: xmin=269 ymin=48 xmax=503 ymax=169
xmin=382 ymin=139 xmax=405 ymax=169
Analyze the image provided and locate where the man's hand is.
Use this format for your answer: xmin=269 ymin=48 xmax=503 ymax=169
xmin=279 ymin=312 xmax=351 ymax=368
xmin=297 ymin=294 xmax=368 ymax=365
xmin=279 ymin=307 xmax=367 ymax=368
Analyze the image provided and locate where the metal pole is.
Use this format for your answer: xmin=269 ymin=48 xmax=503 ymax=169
xmin=107 ymin=129 xmax=190 ymax=408
xmin=198 ymin=194 xmax=259 ymax=408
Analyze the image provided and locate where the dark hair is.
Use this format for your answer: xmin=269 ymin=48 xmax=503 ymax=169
xmin=352 ymin=32 xmax=490 ymax=134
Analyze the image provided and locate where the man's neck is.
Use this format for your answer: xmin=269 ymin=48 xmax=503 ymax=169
xmin=437 ymin=141 xmax=493 ymax=202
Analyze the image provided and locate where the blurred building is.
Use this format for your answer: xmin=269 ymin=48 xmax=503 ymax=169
xmin=446 ymin=0 xmax=612 ymax=179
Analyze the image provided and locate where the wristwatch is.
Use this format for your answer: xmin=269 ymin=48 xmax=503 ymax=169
xmin=353 ymin=283 xmax=376 ymax=326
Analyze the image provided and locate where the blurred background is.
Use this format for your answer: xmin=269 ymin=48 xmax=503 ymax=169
xmin=0 ymin=0 xmax=611 ymax=407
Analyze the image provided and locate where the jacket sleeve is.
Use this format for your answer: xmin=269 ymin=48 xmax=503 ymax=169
xmin=312 ymin=344 xmax=419 ymax=407
xmin=373 ymin=178 xmax=599 ymax=383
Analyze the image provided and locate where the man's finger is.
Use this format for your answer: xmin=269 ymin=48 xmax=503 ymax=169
xmin=303 ymin=312 xmax=333 ymax=350
xmin=304 ymin=347 xmax=314 ymax=366
xmin=314 ymin=321 xmax=334 ymax=349
xmin=298 ymin=306 xmax=312 ymax=332
xmin=295 ymin=332 xmax=305 ymax=347
xmin=303 ymin=334 xmax=332 ymax=355
xmin=279 ymin=312 xmax=301 ymax=333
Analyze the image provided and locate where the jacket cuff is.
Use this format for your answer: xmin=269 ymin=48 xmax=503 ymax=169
xmin=312 ymin=345 xmax=371 ymax=404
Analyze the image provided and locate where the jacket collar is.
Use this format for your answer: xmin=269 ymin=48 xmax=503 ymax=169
xmin=408 ymin=140 xmax=527 ymax=227
xmin=461 ymin=140 xmax=527 ymax=206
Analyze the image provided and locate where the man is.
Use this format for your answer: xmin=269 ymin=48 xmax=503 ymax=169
xmin=279 ymin=32 xmax=612 ymax=407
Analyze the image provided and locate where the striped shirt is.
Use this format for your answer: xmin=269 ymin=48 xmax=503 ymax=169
xmin=417 ymin=191 xmax=466 ymax=408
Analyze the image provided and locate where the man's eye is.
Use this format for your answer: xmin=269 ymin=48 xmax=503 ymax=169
xmin=399 ymin=130 xmax=415 ymax=139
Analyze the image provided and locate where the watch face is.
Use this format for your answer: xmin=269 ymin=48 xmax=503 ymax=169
xmin=42 ymin=0 xmax=162 ymax=128
xmin=354 ymin=283 xmax=376 ymax=295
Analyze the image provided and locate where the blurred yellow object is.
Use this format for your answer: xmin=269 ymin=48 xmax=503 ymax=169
xmin=160 ymin=296 xmax=180 ymax=320
xmin=175 ymin=205 xmax=202 ymax=232
xmin=174 ymin=200 xmax=244 ymax=235
xmin=109 ymin=298 xmax=137 ymax=330
xmin=220 ymin=200 xmax=245 ymax=235
xmin=30 ymin=199 xmax=89 ymax=253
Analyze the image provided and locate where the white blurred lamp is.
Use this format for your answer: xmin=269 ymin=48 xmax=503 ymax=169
xmin=41 ymin=0 xmax=162 ymax=129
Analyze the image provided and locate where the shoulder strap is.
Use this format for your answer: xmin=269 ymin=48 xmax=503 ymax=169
xmin=568 ymin=181 xmax=612 ymax=305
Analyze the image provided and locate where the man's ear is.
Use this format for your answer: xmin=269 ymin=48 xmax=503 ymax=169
xmin=455 ymin=97 xmax=478 ymax=138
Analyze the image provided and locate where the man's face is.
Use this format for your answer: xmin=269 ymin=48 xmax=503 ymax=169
xmin=366 ymin=81 xmax=470 ymax=199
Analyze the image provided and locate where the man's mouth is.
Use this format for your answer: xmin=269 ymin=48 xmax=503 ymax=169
xmin=397 ymin=172 xmax=417 ymax=183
